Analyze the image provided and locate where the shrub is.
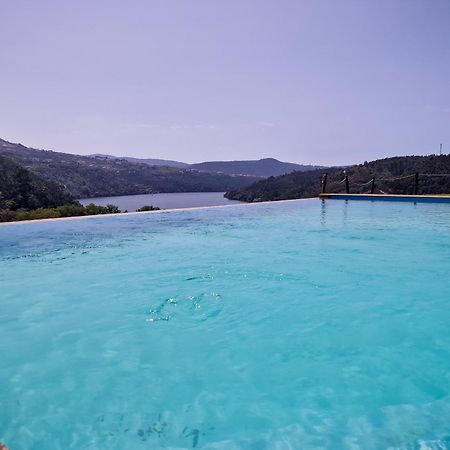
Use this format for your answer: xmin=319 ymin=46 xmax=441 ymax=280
xmin=136 ymin=205 xmax=160 ymax=212
xmin=0 ymin=203 xmax=122 ymax=222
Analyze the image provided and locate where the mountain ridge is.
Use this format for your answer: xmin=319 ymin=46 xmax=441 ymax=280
xmin=0 ymin=138 xmax=259 ymax=198
xmin=89 ymin=154 xmax=189 ymax=169
xmin=188 ymin=158 xmax=321 ymax=177
xmin=88 ymin=153 xmax=321 ymax=177
xmin=87 ymin=154 xmax=320 ymax=177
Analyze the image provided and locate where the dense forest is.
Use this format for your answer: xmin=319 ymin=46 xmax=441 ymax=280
xmin=225 ymin=155 xmax=450 ymax=202
xmin=0 ymin=155 xmax=74 ymax=211
xmin=0 ymin=155 xmax=125 ymax=222
xmin=0 ymin=139 xmax=258 ymax=198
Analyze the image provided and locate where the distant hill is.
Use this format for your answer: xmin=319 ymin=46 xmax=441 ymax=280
xmin=225 ymin=155 xmax=450 ymax=202
xmin=189 ymin=158 xmax=321 ymax=177
xmin=0 ymin=139 xmax=258 ymax=198
xmin=90 ymin=154 xmax=321 ymax=177
xmin=0 ymin=155 xmax=74 ymax=211
xmin=89 ymin=154 xmax=188 ymax=168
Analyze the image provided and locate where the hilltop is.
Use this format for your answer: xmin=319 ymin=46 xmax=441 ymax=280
xmin=90 ymin=154 xmax=320 ymax=177
xmin=89 ymin=154 xmax=188 ymax=169
xmin=225 ymin=155 xmax=450 ymax=202
xmin=0 ymin=139 xmax=258 ymax=198
xmin=188 ymin=158 xmax=321 ymax=177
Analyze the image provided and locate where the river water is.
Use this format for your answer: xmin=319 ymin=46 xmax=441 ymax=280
xmin=78 ymin=191 xmax=241 ymax=211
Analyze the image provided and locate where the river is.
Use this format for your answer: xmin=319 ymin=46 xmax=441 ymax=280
xmin=78 ymin=191 xmax=242 ymax=211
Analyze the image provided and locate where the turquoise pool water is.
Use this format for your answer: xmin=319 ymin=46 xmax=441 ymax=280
xmin=1 ymin=199 xmax=450 ymax=449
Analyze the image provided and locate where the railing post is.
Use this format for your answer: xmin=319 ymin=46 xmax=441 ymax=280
xmin=345 ymin=175 xmax=350 ymax=194
xmin=370 ymin=177 xmax=376 ymax=194
xmin=414 ymin=172 xmax=419 ymax=195
xmin=321 ymin=172 xmax=328 ymax=194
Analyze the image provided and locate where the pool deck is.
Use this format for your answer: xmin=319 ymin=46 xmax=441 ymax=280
xmin=319 ymin=193 xmax=450 ymax=203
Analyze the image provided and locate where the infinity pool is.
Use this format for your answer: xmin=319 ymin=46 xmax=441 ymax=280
xmin=1 ymin=199 xmax=450 ymax=449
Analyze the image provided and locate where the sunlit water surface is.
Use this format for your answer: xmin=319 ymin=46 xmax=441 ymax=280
xmin=1 ymin=199 xmax=450 ymax=449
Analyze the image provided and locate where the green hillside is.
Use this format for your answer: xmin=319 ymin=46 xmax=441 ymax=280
xmin=0 ymin=155 xmax=74 ymax=211
xmin=0 ymin=139 xmax=258 ymax=198
xmin=225 ymin=155 xmax=450 ymax=202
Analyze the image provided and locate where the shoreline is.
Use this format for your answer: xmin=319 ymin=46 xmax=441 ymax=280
xmin=0 ymin=198 xmax=317 ymax=227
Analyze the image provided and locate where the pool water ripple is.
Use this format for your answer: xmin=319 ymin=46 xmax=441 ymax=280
xmin=1 ymin=199 xmax=450 ymax=449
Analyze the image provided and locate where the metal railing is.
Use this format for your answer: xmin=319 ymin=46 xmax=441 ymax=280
xmin=321 ymin=172 xmax=450 ymax=195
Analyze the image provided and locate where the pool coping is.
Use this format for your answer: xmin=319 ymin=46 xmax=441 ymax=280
xmin=319 ymin=193 xmax=450 ymax=202
xmin=5 ymin=193 xmax=450 ymax=227
xmin=0 ymin=197 xmax=317 ymax=227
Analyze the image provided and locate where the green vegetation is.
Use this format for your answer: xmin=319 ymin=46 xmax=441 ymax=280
xmin=136 ymin=205 xmax=160 ymax=212
xmin=1 ymin=203 xmax=121 ymax=223
xmin=0 ymin=154 xmax=125 ymax=222
xmin=0 ymin=138 xmax=258 ymax=198
xmin=225 ymin=155 xmax=450 ymax=202
xmin=0 ymin=155 xmax=74 ymax=211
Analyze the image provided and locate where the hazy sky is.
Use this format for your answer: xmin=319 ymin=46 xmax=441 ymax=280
xmin=1 ymin=0 xmax=449 ymax=165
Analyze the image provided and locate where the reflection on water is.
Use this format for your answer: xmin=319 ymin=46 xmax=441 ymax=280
xmin=320 ymin=199 xmax=327 ymax=226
